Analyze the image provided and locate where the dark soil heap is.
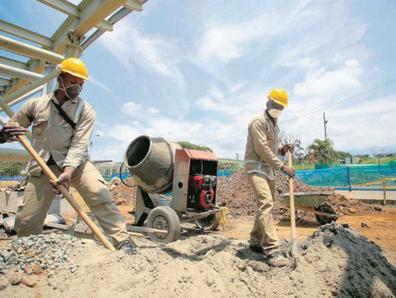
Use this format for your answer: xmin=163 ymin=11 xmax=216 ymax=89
xmin=216 ymin=171 xmax=386 ymax=219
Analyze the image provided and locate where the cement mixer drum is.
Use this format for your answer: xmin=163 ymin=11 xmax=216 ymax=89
xmin=124 ymin=135 xmax=180 ymax=194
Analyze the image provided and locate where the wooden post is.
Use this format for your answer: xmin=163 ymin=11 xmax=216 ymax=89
xmin=288 ymin=152 xmax=298 ymax=257
xmin=17 ymin=135 xmax=115 ymax=251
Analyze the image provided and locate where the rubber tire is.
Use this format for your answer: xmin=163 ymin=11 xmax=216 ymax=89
xmin=314 ymin=204 xmax=339 ymax=225
xmin=146 ymin=206 xmax=181 ymax=244
xmin=194 ymin=212 xmax=221 ymax=231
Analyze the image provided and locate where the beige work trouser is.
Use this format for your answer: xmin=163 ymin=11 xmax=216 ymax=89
xmin=14 ymin=161 xmax=129 ymax=246
xmin=248 ymin=173 xmax=280 ymax=255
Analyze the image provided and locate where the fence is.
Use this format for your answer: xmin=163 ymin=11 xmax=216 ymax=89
xmin=296 ymin=163 xmax=396 ymax=190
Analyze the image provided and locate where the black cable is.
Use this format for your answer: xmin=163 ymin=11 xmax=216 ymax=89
xmin=119 ymin=162 xmax=136 ymax=187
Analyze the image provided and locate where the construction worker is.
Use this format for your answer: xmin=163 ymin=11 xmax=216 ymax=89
xmin=0 ymin=58 xmax=136 ymax=254
xmin=244 ymin=88 xmax=295 ymax=267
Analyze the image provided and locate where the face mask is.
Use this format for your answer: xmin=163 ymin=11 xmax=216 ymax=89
xmin=268 ymin=109 xmax=282 ymax=118
xmin=58 ymin=78 xmax=82 ymax=100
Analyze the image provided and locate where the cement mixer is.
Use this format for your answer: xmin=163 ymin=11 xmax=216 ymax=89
xmin=124 ymin=135 xmax=221 ymax=243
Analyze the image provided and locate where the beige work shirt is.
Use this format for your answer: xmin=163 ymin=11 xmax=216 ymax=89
xmin=10 ymin=92 xmax=95 ymax=176
xmin=244 ymin=111 xmax=283 ymax=180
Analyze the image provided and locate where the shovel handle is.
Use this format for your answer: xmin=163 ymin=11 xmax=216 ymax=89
xmin=288 ymin=152 xmax=298 ymax=256
xmin=17 ymin=135 xmax=115 ymax=251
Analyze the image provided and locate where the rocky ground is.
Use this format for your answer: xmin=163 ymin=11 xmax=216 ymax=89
xmin=0 ymin=223 xmax=395 ymax=297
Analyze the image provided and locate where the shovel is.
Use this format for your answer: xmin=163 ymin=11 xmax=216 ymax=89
xmin=17 ymin=135 xmax=115 ymax=251
xmin=288 ymin=151 xmax=298 ymax=262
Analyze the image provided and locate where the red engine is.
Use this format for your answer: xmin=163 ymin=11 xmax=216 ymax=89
xmin=188 ymin=175 xmax=216 ymax=210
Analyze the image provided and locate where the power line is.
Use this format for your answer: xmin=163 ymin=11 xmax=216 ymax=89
xmin=281 ymin=78 xmax=396 ymax=124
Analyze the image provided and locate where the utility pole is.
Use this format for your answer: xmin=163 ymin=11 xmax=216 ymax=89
xmin=323 ymin=113 xmax=328 ymax=139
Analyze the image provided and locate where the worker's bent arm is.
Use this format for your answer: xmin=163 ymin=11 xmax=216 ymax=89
xmin=250 ymin=120 xmax=284 ymax=170
xmin=63 ymin=106 xmax=95 ymax=169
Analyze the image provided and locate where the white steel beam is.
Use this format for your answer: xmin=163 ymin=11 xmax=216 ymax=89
xmin=0 ymin=78 xmax=11 ymax=86
xmin=8 ymin=86 xmax=43 ymax=107
xmin=0 ymin=63 xmax=43 ymax=81
xmin=1 ymin=69 xmax=57 ymax=105
xmin=0 ymin=56 xmax=28 ymax=70
xmin=0 ymin=19 xmax=53 ymax=48
xmin=38 ymin=0 xmax=113 ymax=32
xmin=0 ymin=35 xmax=64 ymax=64
xmin=38 ymin=0 xmax=80 ymax=16
xmin=74 ymin=0 xmax=126 ymax=36
xmin=81 ymin=6 xmax=131 ymax=49
xmin=124 ymin=0 xmax=143 ymax=11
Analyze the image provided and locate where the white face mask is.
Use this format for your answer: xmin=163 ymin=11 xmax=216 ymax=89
xmin=268 ymin=109 xmax=282 ymax=118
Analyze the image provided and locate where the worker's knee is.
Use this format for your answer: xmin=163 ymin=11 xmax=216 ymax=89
xmin=79 ymin=178 xmax=113 ymax=207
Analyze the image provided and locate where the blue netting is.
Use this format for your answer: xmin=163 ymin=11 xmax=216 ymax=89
xmin=296 ymin=163 xmax=396 ymax=188
xmin=0 ymin=175 xmax=24 ymax=181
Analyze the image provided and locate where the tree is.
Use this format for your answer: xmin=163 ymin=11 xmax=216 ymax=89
xmin=280 ymin=133 xmax=306 ymax=163
xmin=337 ymin=151 xmax=352 ymax=163
xmin=177 ymin=141 xmax=213 ymax=152
xmin=307 ymin=138 xmax=338 ymax=166
xmin=0 ymin=162 xmax=25 ymax=176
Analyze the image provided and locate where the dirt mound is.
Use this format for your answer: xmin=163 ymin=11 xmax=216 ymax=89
xmin=109 ymin=177 xmax=136 ymax=206
xmin=2 ymin=224 xmax=395 ymax=297
xmin=216 ymin=171 xmax=385 ymax=219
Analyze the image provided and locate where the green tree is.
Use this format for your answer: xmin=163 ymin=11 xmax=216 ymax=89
xmin=308 ymin=138 xmax=339 ymax=167
xmin=177 ymin=141 xmax=213 ymax=152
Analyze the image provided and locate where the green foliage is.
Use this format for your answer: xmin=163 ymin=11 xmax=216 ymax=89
xmin=308 ymin=138 xmax=339 ymax=166
xmin=358 ymin=155 xmax=396 ymax=164
xmin=0 ymin=161 xmax=25 ymax=176
xmin=337 ymin=151 xmax=352 ymax=160
xmin=177 ymin=141 xmax=213 ymax=152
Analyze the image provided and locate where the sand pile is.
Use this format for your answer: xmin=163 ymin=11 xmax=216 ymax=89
xmin=216 ymin=171 xmax=385 ymax=219
xmin=2 ymin=224 xmax=395 ymax=297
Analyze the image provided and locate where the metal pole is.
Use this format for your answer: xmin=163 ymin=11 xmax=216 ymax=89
xmin=347 ymin=167 xmax=352 ymax=192
xmin=323 ymin=113 xmax=328 ymax=139
xmin=382 ymin=178 xmax=387 ymax=205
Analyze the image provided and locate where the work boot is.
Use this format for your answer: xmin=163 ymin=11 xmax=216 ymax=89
xmin=249 ymin=243 xmax=264 ymax=254
xmin=117 ymin=239 xmax=137 ymax=255
xmin=268 ymin=251 xmax=288 ymax=267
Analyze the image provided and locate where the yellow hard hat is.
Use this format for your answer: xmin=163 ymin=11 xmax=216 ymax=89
xmin=267 ymin=88 xmax=288 ymax=107
xmin=57 ymin=57 xmax=88 ymax=80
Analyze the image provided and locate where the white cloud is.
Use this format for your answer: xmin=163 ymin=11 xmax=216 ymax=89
xmin=123 ymin=102 xmax=142 ymax=114
xmin=293 ymin=60 xmax=363 ymax=98
xmin=99 ymin=19 xmax=185 ymax=86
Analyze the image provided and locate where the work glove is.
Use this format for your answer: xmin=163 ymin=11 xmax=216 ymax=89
xmin=1 ymin=122 xmax=27 ymax=142
xmin=281 ymin=165 xmax=295 ymax=178
xmin=281 ymin=144 xmax=295 ymax=155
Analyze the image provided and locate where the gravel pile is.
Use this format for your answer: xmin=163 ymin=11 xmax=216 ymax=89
xmin=0 ymin=232 xmax=82 ymax=290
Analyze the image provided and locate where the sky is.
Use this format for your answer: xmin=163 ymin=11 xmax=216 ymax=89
xmin=1 ymin=0 xmax=396 ymax=161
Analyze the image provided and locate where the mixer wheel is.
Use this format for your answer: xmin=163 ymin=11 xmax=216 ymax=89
xmin=146 ymin=206 xmax=181 ymax=244
xmin=194 ymin=212 xmax=221 ymax=231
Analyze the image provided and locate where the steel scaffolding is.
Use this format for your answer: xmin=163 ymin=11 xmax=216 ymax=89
xmin=0 ymin=0 xmax=147 ymax=120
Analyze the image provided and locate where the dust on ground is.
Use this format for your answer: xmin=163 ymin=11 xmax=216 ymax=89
xmin=1 ymin=223 xmax=395 ymax=297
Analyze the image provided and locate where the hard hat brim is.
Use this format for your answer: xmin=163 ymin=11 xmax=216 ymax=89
xmin=268 ymin=97 xmax=288 ymax=107
xmin=61 ymin=69 xmax=88 ymax=80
